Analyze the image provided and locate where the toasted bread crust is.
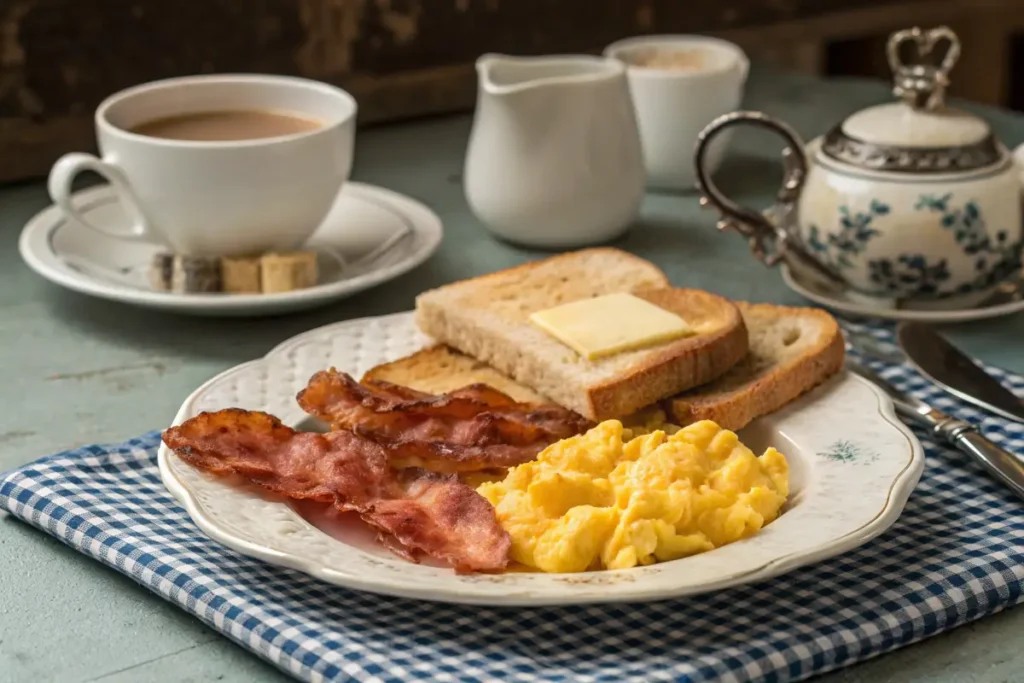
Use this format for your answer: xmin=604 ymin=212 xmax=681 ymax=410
xmin=363 ymin=346 xmax=550 ymax=404
xmin=664 ymin=302 xmax=845 ymax=431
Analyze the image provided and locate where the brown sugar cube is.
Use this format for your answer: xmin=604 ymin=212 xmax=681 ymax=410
xmin=170 ymin=255 xmax=221 ymax=293
xmin=220 ymin=256 xmax=262 ymax=294
xmin=259 ymin=251 xmax=318 ymax=293
xmin=149 ymin=252 xmax=174 ymax=291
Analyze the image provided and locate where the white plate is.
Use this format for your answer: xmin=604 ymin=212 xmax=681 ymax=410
xmin=157 ymin=312 xmax=925 ymax=606
xmin=782 ymin=264 xmax=1024 ymax=323
xmin=19 ymin=183 xmax=443 ymax=317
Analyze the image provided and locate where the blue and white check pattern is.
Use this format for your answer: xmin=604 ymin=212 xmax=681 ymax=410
xmin=2 ymin=321 xmax=1022 ymax=683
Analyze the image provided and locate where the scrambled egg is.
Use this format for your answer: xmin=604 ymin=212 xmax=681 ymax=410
xmin=477 ymin=416 xmax=789 ymax=573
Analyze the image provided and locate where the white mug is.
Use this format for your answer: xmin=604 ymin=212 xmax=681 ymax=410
xmin=47 ymin=74 xmax=357 ymax=257
xmin=604 ymin=35 xmax=749 ymax=192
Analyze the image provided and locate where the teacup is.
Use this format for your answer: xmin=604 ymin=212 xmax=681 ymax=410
xmin=603 ymin=35 xmax=749 ymax=192
xmin=47 ymin=74 xmax=357 ymax=257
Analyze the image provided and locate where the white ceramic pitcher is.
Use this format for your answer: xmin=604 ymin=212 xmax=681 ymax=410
xmin=464 ymin=54 xmax=645 ymax=248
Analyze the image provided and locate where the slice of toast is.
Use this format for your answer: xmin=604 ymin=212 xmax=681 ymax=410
xmin=364 ymin=346 xmax=551 ymax=404
xmin=664 ymin=302 xmax=845 ymax=430
xmin=367 ymin=301 xmax=844 ymax=431
xmin=413 ymin=248 xmax=749 ymax=421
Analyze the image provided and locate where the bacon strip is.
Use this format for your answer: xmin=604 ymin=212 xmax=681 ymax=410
xmin=366 ymin=436 xmax=541 ymax=475
xmin=162 ymin=409 xmax=510 ymax=573
xmin=295 ymin=369 xmax=591 ymax=471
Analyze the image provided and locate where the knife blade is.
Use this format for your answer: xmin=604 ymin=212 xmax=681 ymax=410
xmin=896 ymin=322 xmax=1024 ymax=424
xmin=846 ymin=361 xmax=1024 ymax=502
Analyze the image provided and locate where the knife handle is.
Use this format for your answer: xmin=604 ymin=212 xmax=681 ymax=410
xmin=936 ymin=420 xmax=1024 ymax=502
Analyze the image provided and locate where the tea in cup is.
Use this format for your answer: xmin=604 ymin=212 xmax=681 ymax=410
xmin=48 ymin=74 xmax=357 ymax=257
xmin=604 ymin=35 xmax=749 ymax=192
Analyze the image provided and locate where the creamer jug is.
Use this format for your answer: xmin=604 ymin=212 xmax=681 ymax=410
xmin=464 ymin=54 xmax=645 ymax=248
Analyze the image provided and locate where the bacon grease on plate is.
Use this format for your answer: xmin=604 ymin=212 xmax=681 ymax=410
xmin=162 ymin=409 xmax=510 ymax=573
xmin=295 ymin=369 xmax=591 ymax=471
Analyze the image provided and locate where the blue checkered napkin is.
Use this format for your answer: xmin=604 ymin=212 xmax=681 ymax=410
xmin=2 ymin=322 xmax=1022 ymax=683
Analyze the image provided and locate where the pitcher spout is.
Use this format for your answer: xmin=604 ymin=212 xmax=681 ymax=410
xmin=475 ymin=53 xmax=504 ymax=94
xmin=475 ymin=53 xmax=625 ymax=96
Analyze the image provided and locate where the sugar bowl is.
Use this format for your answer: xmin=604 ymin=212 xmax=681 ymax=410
xmin=695 ymin=26 xmax=1023 ymax=309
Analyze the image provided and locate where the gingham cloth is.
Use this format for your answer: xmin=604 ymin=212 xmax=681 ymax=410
xmin=2 ymin=321 xmax=1022 ymax=683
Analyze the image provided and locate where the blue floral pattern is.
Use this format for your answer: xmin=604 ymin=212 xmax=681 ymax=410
xmin=818 ymin=439 xmax=879 ymax=465
xmin=914 ymin=193 xmax=1022 ymax=296
xmin=806 ymin=200 xmax=888 ymax=271
xmin=804 ymin=194 xmax=1022 ymax=299
xmin=867 ymin=255 xmax=951 ymax=296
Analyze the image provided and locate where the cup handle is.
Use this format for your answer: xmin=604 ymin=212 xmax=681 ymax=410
xmin=47 ymin=153 xmax=155 ymax=242
xmin=693 ymin=110 xmax=845 ymax=286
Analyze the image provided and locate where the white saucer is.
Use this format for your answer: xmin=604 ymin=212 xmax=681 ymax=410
xmin=781 ymin=264 xmax=1024 ymax=323
xmin=18 ymin=182 xmax=443 ymax=316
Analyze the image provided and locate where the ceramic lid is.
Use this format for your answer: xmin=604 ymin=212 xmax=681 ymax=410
xmin=820 ymin=26 xmax=1003 ymax=173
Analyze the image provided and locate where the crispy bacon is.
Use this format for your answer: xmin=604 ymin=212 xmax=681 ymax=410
xmin=162 ymin=409 xmax=510 ymax=573
xmin=295 ymin=369 xmax=591 ymax=470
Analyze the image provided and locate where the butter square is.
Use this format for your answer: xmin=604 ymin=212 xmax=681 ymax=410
xmin=529 ymin=293 xmax=693 ymax=360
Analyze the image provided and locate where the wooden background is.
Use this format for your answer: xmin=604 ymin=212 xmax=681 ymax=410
xmin=1 ymin=0 xmax=1023 ymax=182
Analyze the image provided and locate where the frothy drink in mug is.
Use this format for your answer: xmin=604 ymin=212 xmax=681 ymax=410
xmin=604 ymin=36 xmax=749 ymax=191
xmin=624 ymin=48 xmax=714 ymax=72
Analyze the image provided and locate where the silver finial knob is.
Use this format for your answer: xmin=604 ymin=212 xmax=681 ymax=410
xmin=887 ymin=26 xmax=961 ymax=111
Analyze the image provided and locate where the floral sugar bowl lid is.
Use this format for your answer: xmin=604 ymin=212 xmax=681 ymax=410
xmin=695 ymin=26 xmax=1023 ymax=310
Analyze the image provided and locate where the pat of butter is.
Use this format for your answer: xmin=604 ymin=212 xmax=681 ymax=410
xmin=529 ymin=293 xmax=693 ymax=360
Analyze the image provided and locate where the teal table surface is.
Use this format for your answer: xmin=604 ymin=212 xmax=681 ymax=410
xmin=1 ymin=65 xmax=1022 ymax=683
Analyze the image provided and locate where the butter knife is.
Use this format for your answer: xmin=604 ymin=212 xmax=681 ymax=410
xmin=847 ymin=361 xmax=1024 ymax=502
xmin=896 ymin=322 xmax=1024 ymax=424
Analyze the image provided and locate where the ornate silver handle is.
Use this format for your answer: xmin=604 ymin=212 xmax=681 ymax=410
xmin=693 ymin=111 xmax=845 ymax=286
xmin=886 ymin=26 xmax=960 ymax=111
xmin=934 ymin=419 xmax=1024 ymax=502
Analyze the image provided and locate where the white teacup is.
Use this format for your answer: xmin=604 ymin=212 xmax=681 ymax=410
xmin=47 ymin=74 xmax=357 ymax=257
xmin=604 ymin=35 xmax=749 ymax=192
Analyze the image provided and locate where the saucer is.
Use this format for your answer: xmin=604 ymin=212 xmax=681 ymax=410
xmin=19 ymin=182 xmax=443 ymax=316
xmin=781 ymin=263 xmax=1024 ymax=322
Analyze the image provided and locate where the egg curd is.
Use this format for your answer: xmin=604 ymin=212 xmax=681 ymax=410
xmin=476 ymin=417 xmax=789 ymax=573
